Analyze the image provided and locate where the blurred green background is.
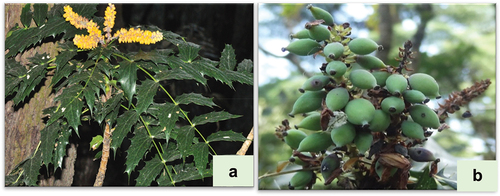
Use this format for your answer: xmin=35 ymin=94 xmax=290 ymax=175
xmin=258 ymin=3 xmax=496 ymax=189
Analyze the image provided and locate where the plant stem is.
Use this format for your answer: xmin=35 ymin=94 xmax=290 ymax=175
xmin=93 ymin=75 xmax=113 ymax=186
xmin=258 ymin=166 xmax=320 ymax=180
xmin=236 ymin=127 xmax=253 ymax=155
xmin=93 ymin=123 xmax=112 ymax=186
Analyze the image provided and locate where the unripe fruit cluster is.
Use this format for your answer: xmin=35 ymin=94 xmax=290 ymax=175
xmin=279 ymin=4 xmax=443 ymax=189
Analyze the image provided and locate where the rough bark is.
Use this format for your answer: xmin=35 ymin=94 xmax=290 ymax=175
xmin=5 ymin=3 xmax=54 ymax=175
xmin=4 ymin=3 xmax=76 ymax=186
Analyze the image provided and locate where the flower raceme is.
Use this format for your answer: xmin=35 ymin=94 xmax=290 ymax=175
xmin=113 ymin=28 xmax=164 ymax=45
xmin=63 ymin=3 xmax=163 ymax=49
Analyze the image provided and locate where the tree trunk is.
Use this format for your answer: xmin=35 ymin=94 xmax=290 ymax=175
xmin=4 ymin=3 xmax=75 ymax=186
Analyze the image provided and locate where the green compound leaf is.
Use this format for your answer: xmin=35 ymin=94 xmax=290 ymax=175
xmin=53 ymin=129 xmax=71 ymax=170
xmin=82 ymin=87 xmax=96 ymax=117
xmin=191 ymin=142 xmax=209 ymax=178
xmin=193 ymin=57 xmax=235 ymax=89
xmin=51 ymin=50 xmax=77 ymax=87
xmin=167 ymin=55 xmax=206 ymax=86
xmin=207 ymin=130 xmax=247 ymax=143
xmin=175 ymin=93 xmax=217 ymax=108
xmin=156 ymin=163 xmax=212 ymax=186
xmin=135 ymin=155 xmax=164 ymax=186
xmin=414 ymin=163 xmax=438 ymax=190
xmin=53 ymin=84 xmax=83 ymax=136
xmin=192 ymin=111 xmax=242 ymax=126
xmin=65 ymin=96 xmax=83 ymax=136
xmin=155 ymin=68 xmax=198 ymax=82
xmin=21 ymin=3 xmax=33 ymax=28
xmin=125 ymin=126 xmax=153 ymax=177
xmin=33 ymin=3 xmax=48 ymax=26
xmin=237 ymin=59 xmax=253 ymax=73
xmin=178 ymin=42 xmax=200 ymax=63
xmin=111 ymin=110 xmax=139 ymax=153
xmin=161 ymin=30 xmax=184 ymax=46
xmin=20 ymin=149 xmax=43 ymax=186
xmin=4 ymin=59 xmax=27 ymax=98
xmin=39 ymin=120 xmax=62 ymax=167
xmin=177 ymin=125 xmax=195 ymax=163
xmin=96 ymin=92 xmax=123 ymax=124
xmin=220 ymin=44 xmax=237 ymax=70
xmin=172 ymin=162 xmax=212 ymax=184
xmin=12 ymin=57 xmax=48 ymax=105
xmin=135 ymin=79 xmax=159 ymax=114
xmin=434 ymin=167 xmax=457 ymax=190
xmin=117 ymin=61 xmax=137 ymax=106
xmin=131 ymin=49 xmax=172 ymax=65
xmin=160 ymin=143 xmax=182 ymax=163
xmin=146 ymin=103 xmax=181 ymax=150
xmin=5 ymin=16 xmax=76 ymax=58
xmin=224 ymin=69 xmax=253 ymax=86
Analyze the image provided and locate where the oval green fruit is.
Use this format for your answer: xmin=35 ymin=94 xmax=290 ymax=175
xmin=297 ymin=131 xmax=333 ymax=152
xmin=349 ymin=69 xmax=378 ymax=89
xmin=290 ymin=29 xmax=312 ymax=40
xmin=330 ymin=122 xmax=356 ymax=147
xmin=321 ymin=154 xmax=341 ymax=182
xmin=355 ymin=55 xmax=386 ymax=70
xmin=325 ymin=87 xmax=350 ymax=111
xmin=371 ymin=71 xmax=391 ymax=87
xmin=289 ymin=90 xmax=327 ymax=117
xmin=368 ymin=109 xmax=391 ymax=132
xmin=284 ymin=129 xmax=308 ymax=149
xmin=325 ymin=61 xmax=347 ymax=78
xmin=401 ymin=120 xmax=425 ymax=140
xmin=385 ymin=74 xmax=408 ymax=96
xmin=408 ymin=147 xmax=436 ymax=162
xmin=295 ymin=112 xmax=322 ymax=131
xmin=409 ymin=104 xmax=441 ymax=129
xmin=283 ymin=39 xmax=321 ymax=56
xmin=289 ymin=170 xmax=314 ymax=189
xmin=348 ymin=37 xmax=379 ymax=55
xmin=307 ymin=4 xmax=334 ymax=26
xmin=299 ymin=75 xmax=331 ymax=92
xmin=307 ymin=24 xmax=331 ymax=41
xmin=354 ymin=130 xmax=373 ymax=156
xmin=381 ymin=96 xmax=405 ymax=115
xmin=402 ymin=89 xmax=429 ymax=104
xmin=323 ymin=42 xmax=344 ymax=60
xmin=408 ymin=73 xmax=441 ymax=98
xmin=345 ymin=98 xmax=375 ymax=127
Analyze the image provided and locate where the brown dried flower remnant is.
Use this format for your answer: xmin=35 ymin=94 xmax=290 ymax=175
xmin=437 ymin=79 xmax=491 ymax=120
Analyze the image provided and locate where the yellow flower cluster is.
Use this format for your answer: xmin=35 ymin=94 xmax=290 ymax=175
xmin=104 ymin=3 xmax=116 ymax=39
xmin=63 ymin=5 xmax=90 ymax=29
xmin=73 ymin=21 xmax=105 ymax=49
xmin=63 ymin=3 xmax=163 ymax=50
xmin=113 ymin=28 xmax=163 ymax=45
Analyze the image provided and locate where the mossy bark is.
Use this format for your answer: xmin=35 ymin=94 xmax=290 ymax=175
xmin=4 ymin=3 xmax=75 ymax=186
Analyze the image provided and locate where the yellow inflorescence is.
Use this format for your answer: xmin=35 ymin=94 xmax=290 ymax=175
xmin=114 ymin=28 xmax=163 ymax=45
xmin=63 ymin=5 xmax=90 ymax=29
xmin=104 ymin=3 xmax=116 ymax=38
xmin=63 ymin=3 xmax=163 ymax=50
xmin=73 ymin=21 xmax=105 ymax=50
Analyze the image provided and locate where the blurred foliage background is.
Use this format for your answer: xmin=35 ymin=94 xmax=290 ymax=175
xmin=258 ymin=3 xmax=495 ymax=189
